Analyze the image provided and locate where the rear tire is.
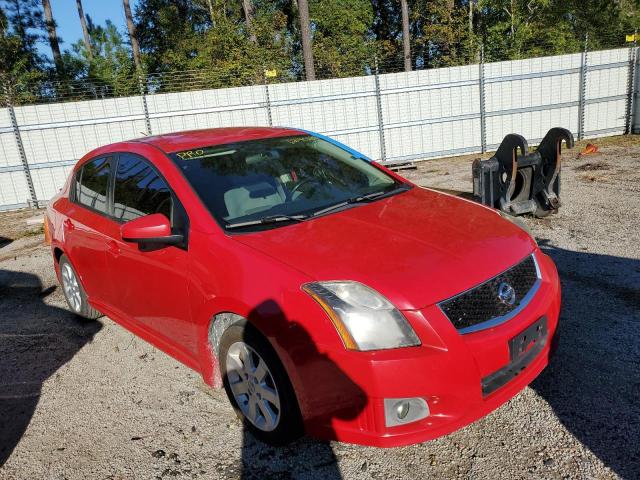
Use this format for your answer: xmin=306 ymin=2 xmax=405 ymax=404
xmin=59 ymin=254 xmax=102 ymax=320
xmin=219 ymin=322 xmax=303 ymax=445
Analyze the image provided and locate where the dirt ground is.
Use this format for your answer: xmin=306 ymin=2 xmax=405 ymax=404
xmin=0 ymin=136 xmax=638 ymax=480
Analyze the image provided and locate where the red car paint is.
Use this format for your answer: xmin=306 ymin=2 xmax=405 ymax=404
xmin=47 ymin=127 xmax=561 ymax=447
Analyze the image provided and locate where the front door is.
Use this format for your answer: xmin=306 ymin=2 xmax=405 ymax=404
xmin=102 ymin=153 xmax=196 ymax=356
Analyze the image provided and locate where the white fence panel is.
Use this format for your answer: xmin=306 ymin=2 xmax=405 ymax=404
xmin=0 ymin=107 xmax=30 ymax=210
xmin=584 ymin=48 xmax=630 ymax=137
xmin=484 ymin=53 xmax=582 ymax=146
xmin=0 ymin=171 xmax=30 ymax=210
xmin=381 ymin=65 xmax=481 ymax=161
xmin=9 ymin=97 xmax=149 ymax=202
xmin=0 ymin=107 xmax=21 ymax=169
xmin=147 ymin=85 xmax=269 ymax=135
xmin=270 ymin=76 xmax=381 ymax=159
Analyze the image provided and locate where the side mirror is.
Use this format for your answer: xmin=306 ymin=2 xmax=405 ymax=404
xmin=121 ymin=213 xmax=183 ymax=246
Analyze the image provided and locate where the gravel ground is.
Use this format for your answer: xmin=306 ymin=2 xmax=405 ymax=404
xmin=0 ymin=136 xmax=638 ymax=480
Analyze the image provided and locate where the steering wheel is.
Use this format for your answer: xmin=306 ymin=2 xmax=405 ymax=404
xmin=289 ymin=177 xmax=325 ymax=200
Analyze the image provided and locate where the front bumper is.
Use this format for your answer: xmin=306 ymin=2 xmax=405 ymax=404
xmin=302 ymin=250 xmax=561 ymax=447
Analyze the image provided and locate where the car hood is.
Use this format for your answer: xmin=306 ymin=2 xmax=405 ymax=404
xmin=232 ymin=187 xmax=537 ymax=310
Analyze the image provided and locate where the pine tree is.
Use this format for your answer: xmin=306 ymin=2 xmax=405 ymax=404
xmin=298 ymin=0 xmax=315 ymax=80
xmin=0 ymin=0 xmax=46 ymax=93
xmin=76 ymin=0 xmax=93 ymax=60
xmin=41 ymin=0 xmax=63 ymax=75
xmin=123 ymin=0 xmax=142 ymax=72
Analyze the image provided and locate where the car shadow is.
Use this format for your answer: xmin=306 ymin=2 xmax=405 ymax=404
xmin=0 ymin=269 xmax=101 ymax=466
xmin=532 ymin=240 xmax=640 ymax=478
xmin=236 ymin=300 xmax=367 ymax=479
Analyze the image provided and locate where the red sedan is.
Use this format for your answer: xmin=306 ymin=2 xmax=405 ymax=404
xmin=46 ymin=127 xmax=561 ymax=447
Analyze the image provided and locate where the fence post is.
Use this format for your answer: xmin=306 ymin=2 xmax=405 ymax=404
xmin=373 ymin=58 xmax=387 ymax=162
xmin=263 ymin=70 xmax=273 ymax=127
xmin=138 ymin=73 xmax=152 ymax=136
xmin=625 ymin=31 xmax=637 ymax=134
xmin=479 ymin=44 xmax=487 ymax=153
xmin=577 ymin=33 xmax=589 ymax=140
xmin=631 ymin=33 xmax=640 ymax=134
xmin=2 ymin=80 xmax=38 ymax=208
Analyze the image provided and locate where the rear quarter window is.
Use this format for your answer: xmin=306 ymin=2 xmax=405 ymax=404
xmin=75 ymin=157 xmax=111 ymax=214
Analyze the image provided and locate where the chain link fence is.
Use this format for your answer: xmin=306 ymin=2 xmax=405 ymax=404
xmin=0 ymin=35 xmax=638 ymax=211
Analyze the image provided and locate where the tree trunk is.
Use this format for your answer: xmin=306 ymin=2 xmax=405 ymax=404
xmin=207 ymin=0 xmax=215 ymax=22
xmin=297 ymin=0 xmax=315 ymax=81
xmin=42 ymin=0 xmax=64 ymax=75
xmin=123 ymin=0 xmax=142 ymax=72
xmin=76 ymin=0 xmax=93 ymax=60
xmin=510 ymin=0 xmax=515 ymax=39
xmin=469 ymin=0 xmax=478 ymax=62
xmin=400 ymin=0 xmax=411 ymax=71
xmin=242 ymin=0 xmax=257 ymax=44
xmin=443 ymin=0 xmax=455 ymax=62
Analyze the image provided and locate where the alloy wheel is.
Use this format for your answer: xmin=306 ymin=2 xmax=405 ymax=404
xmin=61 ymin=262 xmax=82 ymax=312
xmin=225 ymin=341 xmax=281 ymax=432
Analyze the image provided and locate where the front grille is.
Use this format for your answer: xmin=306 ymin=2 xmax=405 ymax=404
xmin=439 ymin=255 xmax=539 ymax=333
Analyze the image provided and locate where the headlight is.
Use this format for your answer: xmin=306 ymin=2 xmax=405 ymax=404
xmin=302 ymin=281 xmax=421 ymax=351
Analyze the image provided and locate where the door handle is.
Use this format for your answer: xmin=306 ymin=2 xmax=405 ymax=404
xmin=107 ymin=240 xmax=120 ymax=257
xmin=63 ymin=218 xmax=74 ymax=231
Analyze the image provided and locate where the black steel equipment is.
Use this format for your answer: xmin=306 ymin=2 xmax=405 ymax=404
xmin=472 ymin=128 xmax=574 ymax=217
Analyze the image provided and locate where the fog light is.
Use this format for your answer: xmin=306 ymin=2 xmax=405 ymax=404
xmin=396 ymin=401 xmax=410 ymax=420
xmin=384 ymin=397 xmax=430 ymax=427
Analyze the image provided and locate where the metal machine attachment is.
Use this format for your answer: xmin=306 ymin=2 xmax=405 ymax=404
xmin=472 ymin=128 xmax=574 ymax=217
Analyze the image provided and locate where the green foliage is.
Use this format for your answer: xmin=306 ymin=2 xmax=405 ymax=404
xmin=62 ymin=18 xmax=138 ymax=97
xmin=566 ymin=0 xmax=640 ymax=49
xmin=135 ymin=0 xmax=210 ymax=74
xmin=133 ymin=0 xmax=296 ymax=90
xmin=309 ymin=0 xmax=377 ymax=77
xmin=479 ymin=0 xmax=582 ymax=61
xmin=478 ymin=0 xmax=640 ymax=61
xmin=0 ymin=0 xmax=46 ymax=98
xmin=415 ymin=0 xmax=478 ymax=67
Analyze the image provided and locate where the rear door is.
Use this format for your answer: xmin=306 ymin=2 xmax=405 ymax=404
xmin=102 ymin=153 xmax=196 ymax=355
xmin=63 ymin=157 xmax=113 ymax=305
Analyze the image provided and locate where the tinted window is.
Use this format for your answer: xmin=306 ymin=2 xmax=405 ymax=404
xmin=76 ymin=157 xmax=111 ymax=213
xmin=170 ymin=135 xmax=400 ymax=226
xmin=113 ymin=154 xmax=172 ymax=222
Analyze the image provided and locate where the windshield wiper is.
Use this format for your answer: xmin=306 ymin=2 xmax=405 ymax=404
xmin=311 ymin=184 xmax=411 ymax=218
xmin=225 ymin=185 xmax=410 ymax=228
xmin=225 ymin=214 xmax=308 ymax=230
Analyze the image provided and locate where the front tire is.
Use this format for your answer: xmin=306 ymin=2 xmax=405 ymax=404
xmin=59 ymin=254 xmax=102 ymax=320
xmin=219 ymin=322 xmax=303 ymax=445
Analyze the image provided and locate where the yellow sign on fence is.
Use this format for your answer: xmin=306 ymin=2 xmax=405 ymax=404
xmin=264 ymin=69 xmax=278 ymax=78
xmin=626 ymin=33 xmax=639 ymax=42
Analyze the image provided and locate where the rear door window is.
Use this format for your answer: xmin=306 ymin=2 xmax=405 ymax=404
xmin=75 ymin=157 xmax=111 ymax=214
xmin=113 ymin=154 xmax=173 ymax=222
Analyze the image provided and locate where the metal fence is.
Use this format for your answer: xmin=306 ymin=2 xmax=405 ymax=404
xmin=0 ymin=43 xmax=637 ymax=211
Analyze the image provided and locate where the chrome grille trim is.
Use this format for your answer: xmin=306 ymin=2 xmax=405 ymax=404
xmin=438 ymin=254 xmax=542 ymax=334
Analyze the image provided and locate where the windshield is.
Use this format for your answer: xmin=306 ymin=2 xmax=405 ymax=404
xmin=169 ymin=135 xmax=407 ymax=229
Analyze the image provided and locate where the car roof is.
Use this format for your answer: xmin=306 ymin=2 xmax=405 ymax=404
xmin=132 ymin=127 xmax=307 ymax=154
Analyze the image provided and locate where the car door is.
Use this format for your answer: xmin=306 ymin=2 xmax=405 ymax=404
xmin=103 ymin=152 xmax=196 ymax=355
xmin=63 ymin=156 xmax=113 ymax=304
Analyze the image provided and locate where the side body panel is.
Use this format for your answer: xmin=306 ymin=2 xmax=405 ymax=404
xmin=52 ymin=198 xmax=110 ymax=304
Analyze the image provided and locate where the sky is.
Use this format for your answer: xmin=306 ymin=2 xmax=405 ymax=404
xmin=36 ymin=0 xmax=140 ymax=57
